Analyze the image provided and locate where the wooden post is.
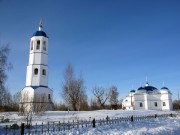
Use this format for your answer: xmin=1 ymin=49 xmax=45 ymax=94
xmin=59 ymin=121 xmax=60 ymax=131
xmin=48 ymin=122 xmax=49 ymax=133
xmin=92 ymin=118 xmax=96 ymax=128
xmin=42 ymin=122 xmax=43 ymax=134
xmin=53 ymin=122 xmax=55 ymax=132
xmin=35 ymin=123 xmax=37 ymax=134
xmin=5 ymin=125 xmax=8 ymax=135
xmin=21 ymin=123 xmax=24 ymax=135
xmin=131 ymin=116 xmax=134 ymax=122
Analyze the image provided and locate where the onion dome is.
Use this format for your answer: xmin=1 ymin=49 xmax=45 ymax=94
xmin=33 ymin=31 xmax=47 ymax=37
xmin=32 ymin=20 xmax=48 ymax=37
xmin=160 ymin=86 xmax=171 ymax=94
xmin=138 ymin=81 xmax=158 ymax=92
xmin=138 ymin=86 xmax=158 ymax=91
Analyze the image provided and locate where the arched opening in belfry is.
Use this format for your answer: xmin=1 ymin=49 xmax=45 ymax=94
xmin=36 ymin=40 xmax=40 ymax=50
xmin=34 ymin=68 xmax=38 ymax=75
xmin=42 ymin=69 xmax=46 ymax=75
xmin=43 ymin=41 xmax=46 ymax=51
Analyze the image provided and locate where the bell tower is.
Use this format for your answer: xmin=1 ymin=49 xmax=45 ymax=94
xmin=20 ymin=21 xmax=53 ymax=112
xmin=26 ymin=20 xmax=48 ymax=87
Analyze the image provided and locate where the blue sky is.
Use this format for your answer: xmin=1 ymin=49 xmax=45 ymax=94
xmin=0 ymin=0 xmax=180 ymax=101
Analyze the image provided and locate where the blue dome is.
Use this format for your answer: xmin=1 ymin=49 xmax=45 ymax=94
xmin=33 ymin=31 xmax=47 ymax=37
xmin=161 ymin=87 xmax=169 ymax=90
xmin=138 ymin=86 xmax=157 ymax=91
xmin=130 ymin=90 xmax=136 ymax=93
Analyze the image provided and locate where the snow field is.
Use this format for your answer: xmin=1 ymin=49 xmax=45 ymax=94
xmin=0 ymin=110 xmax=180 ymax=135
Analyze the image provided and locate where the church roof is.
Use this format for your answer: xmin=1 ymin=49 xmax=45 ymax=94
xmin=33 ymin=31 xmax=47 ymax=37
xmin=137 ymin=85 xmax=157 ymax=91
xmin=31 ymin=86 xmax=48 ymax=89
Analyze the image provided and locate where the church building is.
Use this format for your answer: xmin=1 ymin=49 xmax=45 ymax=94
xmin=20 ymin=21 xmax=53 ymax=112
xmin=122 ymin=81 xmax=172 ymax=110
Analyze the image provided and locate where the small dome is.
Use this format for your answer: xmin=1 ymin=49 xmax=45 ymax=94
xmin=130 ymin=90 xmax=136 ymax=93
xmin=33 ymin=31 xmax=47 ymax=37
xmin=160 ymin=87 xmax=171 ymax=94
xmin=161 ymin=87 xmax=169 ymax=90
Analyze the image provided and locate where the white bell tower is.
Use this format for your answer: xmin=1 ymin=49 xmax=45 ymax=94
xmin=26 ymin=20 xmax=48 ymax=87
xmin=20 ymin=21 xmax=53 ymax=112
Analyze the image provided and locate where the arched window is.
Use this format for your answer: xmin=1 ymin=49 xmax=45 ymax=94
xmin=34 ymin=68 xmax=38 ymax=75
xmin=36 ymin=40 xmax=40 ymax=50
xmin=48 ymin=94 xmax=51 ymax=99
xmin=42 ymin=69 xmax=46 ymax=75
xmin=31 ymin=41 xmax=33 ymax=50
xmin=43 ymin=41 xmax=46 ymax=51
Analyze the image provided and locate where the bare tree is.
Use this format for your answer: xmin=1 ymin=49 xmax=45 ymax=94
xmin=62 ymin=64 xmax=87 ymax=111
xmin=109 ymin=86 xmax=119 ymax=110
xmin=19 ymin=92 xmax=50 ymax=127
xmin=0 ymin=44 xmax=12 ymax=110
xmin=12 ymin=91 xmax=21 ymax=111
xmin=20 ymin=91 xmax=50 ymax=115
xmin=33 ymin=94 xmax=50 ymax=115
xmin=173 ymin=100 xmax=180 ymax=110
xmin=19 ymin=91 xmax=33 ymax=127
xmin=90 ymin=98 xmax=101 ymax=110
xmin=92 ymin=86 xmax=109 ymax=109
xmin=19 ymin=91 xmax=33 ymax=116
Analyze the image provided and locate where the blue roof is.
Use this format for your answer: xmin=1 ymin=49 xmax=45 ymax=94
xmin=130 ymin=90 xmax=136 ymax=93
xmin=138 ymin=86 xmax=157 ymax=91
xmin=161 ymin=87 xmax=169 ymax=90
xmin=33 ymin=31 xmax=47 ymax=37
xmin=31 ymin=86 xmax=48 ymax=89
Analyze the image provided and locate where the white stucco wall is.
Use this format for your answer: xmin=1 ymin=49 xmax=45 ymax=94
xmin=122 ymin=93 xmax=135 ymax=110
xmin=30 ymin=36 xmax=48 ymax=54
xmin=160 ymin=90 xmax=172 ymax=110
xmin=20 ymin=87 xmax=35 ymax=111
xmin=20 ymin=86 xmax=53 ymax=112
xmin=124 ymin=89 xmax=173 ymax=111
xmin=34 ymin=87 xmax=53 ymax=101
xmin=146 ymin=92 xmax=162 ymax=110
xmin=26 ymin=35 xmax=49 ymax=87
xmin=134 ymin=92 xmax=147 ymax=110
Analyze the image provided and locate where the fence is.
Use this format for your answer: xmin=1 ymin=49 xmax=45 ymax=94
xmin=0 ymin=113 xmax=176 ymax=135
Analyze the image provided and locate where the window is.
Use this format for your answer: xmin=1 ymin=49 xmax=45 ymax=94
xmin=43 ymin=41 xmax=46 ymax=51
xmin=42 ymin=69 xmax=46 ymax=75
xmin=140 ymin=102 xmax=143 ymax=107
xmin=154 ymin=102 xmax=158 ymax=107
xmin=34 ymin=68 xmax=38 ymax=75
xmin=31 ymin=41 xmax=33 ymax=50
xmin=163 ymin=102 xmax=166 ymax=106
xmin=36 ymin=40 xmax=40 ymax=50
xmin=48 ymin=94 xmax=51 ymax=99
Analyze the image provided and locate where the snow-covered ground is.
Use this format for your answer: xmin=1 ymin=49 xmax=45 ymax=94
xmin=66 ymin=116 xmax=180 ymax=135
xmin=0 ymin=110 xmax=180 ymax=135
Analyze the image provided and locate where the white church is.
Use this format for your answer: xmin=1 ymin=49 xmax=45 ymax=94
xmin=20 ymin=21 xmax=53 ymax=112
xmin=122 ymin=81 xmax=172 ymax=110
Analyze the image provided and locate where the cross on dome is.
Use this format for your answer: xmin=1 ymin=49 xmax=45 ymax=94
xmin=39 ymin=20 xmax=43 ymax=31
xmin=145 ymin=76 xmax=149 ymax=87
